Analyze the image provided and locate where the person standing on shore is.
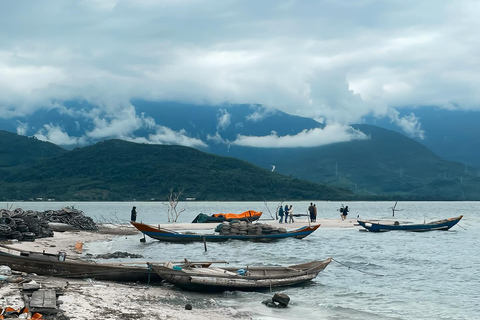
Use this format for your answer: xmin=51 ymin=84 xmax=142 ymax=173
xmin=341 ymin=206 xmax=349 ymax=221
xmin=308 ymin=203 xmax=315 ymax=222
xmin=284 ymin=204 xmax=289 ymax=223
xmin=130 ymin=206 xmax=137 ymax=222
xmin=288 ymin=205 xmax=294 ymax=223
xmin=278 ymin=205 xmax=285 ymax=223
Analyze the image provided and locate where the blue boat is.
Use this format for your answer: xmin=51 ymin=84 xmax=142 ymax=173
xmin=357 ymin=215 xmax=463 ymax=232
xmin=131 ymin=221 xmax=320 ymax=243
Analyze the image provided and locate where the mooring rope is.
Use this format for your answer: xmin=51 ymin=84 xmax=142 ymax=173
xmin=332 ymin=258 xmax=384 ymax=277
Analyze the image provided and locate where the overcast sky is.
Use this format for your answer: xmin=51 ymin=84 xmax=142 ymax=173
xmin=1 ymin=0 xmax=479 ymax=147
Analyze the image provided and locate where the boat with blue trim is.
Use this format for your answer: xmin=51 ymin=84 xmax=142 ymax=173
xmin=131 ymin=221 xmax=320 ymax=243
xmin=357 ymin=215 xmax=463 ymax=232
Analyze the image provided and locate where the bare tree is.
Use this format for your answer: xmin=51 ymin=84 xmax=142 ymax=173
xmin=162 ymin=188 xmax=186 ymax=222
xmin=390 ymin=201 xmax=403 ymax=217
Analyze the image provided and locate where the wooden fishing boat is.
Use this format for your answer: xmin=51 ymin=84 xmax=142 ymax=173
xmin=192 ymin=210 xmax=262 ymax=223
xmin=357 ymin=215 xmax=463 ymax=232
xmin=0 ymin=247 xmax=162 ymax=283
xmin=131 ymin=221 xmax=320 ymax=243
xmin=149 ymin=258 xmax=332 ymax=291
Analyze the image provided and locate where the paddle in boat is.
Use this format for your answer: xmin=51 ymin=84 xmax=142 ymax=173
xmin=148 ymin=258 xmax=332 ymax=291
xmin=131 ymin=221 xmax=320 ymax=243
xmin=357 ymin=215 xmax=463 ymax=232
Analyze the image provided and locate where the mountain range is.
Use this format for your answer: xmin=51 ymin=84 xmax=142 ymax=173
xmin=1 ymin=100 xmax=479 ymax=200
xmin=0 ymin=131 xmax=351 ymax=201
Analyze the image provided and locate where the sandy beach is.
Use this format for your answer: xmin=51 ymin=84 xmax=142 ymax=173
xmin=1 ymin=218 xmax=357 ymax=320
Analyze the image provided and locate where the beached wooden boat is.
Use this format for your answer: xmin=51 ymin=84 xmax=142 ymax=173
xmin=357 ymin=215 xmax=463 ymax=232
xmin=131 ymin=221 xmax=320 ymax=243
xmin=0 ymin=247 xmax=162 ymax=283
xmin=192 ymin=210 xmax=262 ymax=223
xmin=149 ymin=258 xmax=332 ymax=291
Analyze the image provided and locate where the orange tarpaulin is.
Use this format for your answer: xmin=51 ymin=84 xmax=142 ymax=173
xmin=212 ymin=210 xmax=262 ymax=220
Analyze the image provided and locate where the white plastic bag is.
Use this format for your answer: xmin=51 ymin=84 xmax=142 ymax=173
xmin=0 ymin=265 xmax=12 ymax=276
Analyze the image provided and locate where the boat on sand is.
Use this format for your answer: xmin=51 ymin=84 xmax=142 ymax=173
xmin=0 ymin=245 xmax=162 ymax=283
xmin=149 ymin=258 xmax=332 ymax=291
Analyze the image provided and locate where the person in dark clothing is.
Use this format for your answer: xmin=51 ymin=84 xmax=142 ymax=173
xmin=131 ymin=206 xmax=137 ymax=222
xmin=278 ymin=205 xmax=285 ymax=223
xmin=284 ymin=204 xmax=289 ymax=223
xmin=341 ymin=206 xmax=349 ymax=221
xmin=308 ymin=203 xmax=315 ymax=222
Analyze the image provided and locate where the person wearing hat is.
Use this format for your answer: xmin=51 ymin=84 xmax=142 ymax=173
xmin=130 ymin=206 xmax=137 ymax=222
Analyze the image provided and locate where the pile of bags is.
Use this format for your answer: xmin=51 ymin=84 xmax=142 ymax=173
xmin=215 ymin=221 xmax=287 ymax=236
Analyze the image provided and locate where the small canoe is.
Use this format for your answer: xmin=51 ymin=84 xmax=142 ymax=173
xmin=357 ymin=215 xmax=463 ymax=232
xmin=131 ymin=221 xmax=320 ymax=243
xmin=192 ymin=210 xmax=262 ymax=223
xmin=149 ymin=258 xmax=332 ymax=291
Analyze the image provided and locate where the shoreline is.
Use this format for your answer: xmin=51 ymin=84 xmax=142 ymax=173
xmin=1 ymin=225 xmax=252 ymax=320
xmin=1 ymin=219 xmax=360 ymax=320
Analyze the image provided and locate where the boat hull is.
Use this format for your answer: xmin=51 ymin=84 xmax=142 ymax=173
xmin=150 ymin=258 xmax=332 ymax=292
xmin=357 ymin=215 xmax=463 ymax=232
xmin=0 ymin=250 xmax=162 ymax=283
xmin=131 ymin=222 xmax=320 ymax=243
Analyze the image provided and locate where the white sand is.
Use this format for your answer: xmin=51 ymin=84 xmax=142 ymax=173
xmin=1 ymin=219 xmax=358 ymax=319
xmin=1 ymin=227 xmax=250 ymax=320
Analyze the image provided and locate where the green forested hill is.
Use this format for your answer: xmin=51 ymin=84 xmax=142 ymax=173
xmin=0 ymin=130 xmax=67 ymax=168
xmin=221 ymin=124 xmax=480 ymax=200
xmin=0 ymin=139 xmax=353 ymax=201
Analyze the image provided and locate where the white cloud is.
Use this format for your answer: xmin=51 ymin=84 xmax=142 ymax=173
xmin=232 ymin=124 xmax=368 ymax=148
xmin=216 ymin=109 xmax=231 ymax=131
xmin=86 ymin=105 xmax=142 ymax=139
xmin=386 ymin=109 xmax=425 ymax=140
xmin=35 ymin=124 xmax=87 ymax=146
xmin=206 ymin=132 xmax=228 ymax=144
xmin=1 ymin=0 xmax=480 ymax=135
xmin=16 ymin=122 xmax=29 ymax=136
xmin=246 ymin=104 xmax=277 ymax=122
xmin=129 ymin=126 xmax=207 ymax=148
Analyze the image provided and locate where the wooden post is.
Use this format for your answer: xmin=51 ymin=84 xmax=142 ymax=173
xmin=203 ymin=237 xmax=207 ymax=252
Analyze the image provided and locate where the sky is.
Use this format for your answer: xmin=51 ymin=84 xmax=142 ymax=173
xmin=1 ymin=0 xmax=479 ymax=147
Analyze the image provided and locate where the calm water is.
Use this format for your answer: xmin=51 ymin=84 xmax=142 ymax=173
xmin=2 ymin=201 xmax=479 ymax=319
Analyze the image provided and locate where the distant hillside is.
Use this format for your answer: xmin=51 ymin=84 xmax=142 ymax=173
xmin=362 ymin=107 xmax=480 ymax=169
xmin=1 ymin=101 xmax=479 ymax=200
xmin=0 ymin=139 xmax=352 ymax=201
xmin=219 ymin=124 xmax=480 ymax=200
xmin=0 ymin=130 xmax=67 ymax=168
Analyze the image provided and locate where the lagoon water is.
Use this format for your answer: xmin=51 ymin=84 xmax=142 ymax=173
xmin=2 ymin=201 xmax=479 ymax=319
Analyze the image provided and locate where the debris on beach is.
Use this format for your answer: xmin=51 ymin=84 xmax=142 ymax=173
xmin=0 ymin=207 xmax=97 ymax=242
xmin=262 ymin=293 xmax=290 ymax=308
xmin=85 ymin=251 xmax=144 ymax=259
xmin=214 ymin=220 xmax=287 ymax=236
xmin=0 ymin=278 xmax=70 ymax=320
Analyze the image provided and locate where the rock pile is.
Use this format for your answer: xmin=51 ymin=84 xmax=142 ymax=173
xmin=215 ymin=221 xmax=287 ymax=236
xmin=0 ymin=207 xmax=97 ymax=241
